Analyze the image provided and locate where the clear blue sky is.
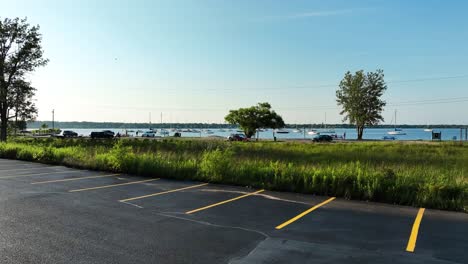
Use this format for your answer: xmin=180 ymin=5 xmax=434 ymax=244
xmin=2 ymin=0 xmax=468 ymax=124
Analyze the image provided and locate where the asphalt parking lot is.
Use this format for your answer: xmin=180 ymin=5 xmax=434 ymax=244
xmin=0 ymin=158 xmax=466 ymax=264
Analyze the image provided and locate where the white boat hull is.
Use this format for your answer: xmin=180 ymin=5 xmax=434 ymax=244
xmin=388 ymin=131 xmax=406 ymax=135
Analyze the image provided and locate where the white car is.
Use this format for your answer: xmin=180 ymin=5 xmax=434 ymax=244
xmin=141 ymin=131 xmax=156 ymax=137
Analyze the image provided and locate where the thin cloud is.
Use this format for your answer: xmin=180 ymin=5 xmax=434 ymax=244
xmin=262 ymin=8 xmax=369 ymax=21
xmin=290 ymin=9 xmax=355 ymax=18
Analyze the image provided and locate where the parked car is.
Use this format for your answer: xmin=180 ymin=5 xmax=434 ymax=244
xmin=90 ymin=130 xmax=115 ymax=139
xmin=62 ymin=130 xmax=78 ymax=138
xmin=228 ymin=133 xmax=248 ymax=141
xmin=313 ymin=134 xmax=333 ymax=142
xmin=141 ymin=131 xmax=156 ymax=137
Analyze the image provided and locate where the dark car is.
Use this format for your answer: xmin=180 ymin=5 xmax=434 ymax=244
xmin=90 ymin=130 xmax=115 ymax=139
xmin=313 ymin=134 xmax=333 ymax=142
xmin=62 ymin=130 xmax=78 ymax=138
xmin=228 ymin=133 xmax=248 ymax=141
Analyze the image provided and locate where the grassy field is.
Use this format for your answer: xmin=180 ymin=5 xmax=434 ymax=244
xmin=1 ymin=138 xmax=466 ymax=212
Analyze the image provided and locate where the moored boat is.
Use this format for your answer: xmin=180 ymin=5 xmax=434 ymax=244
xmin=275 ymin=129 xmax=290 ymax=134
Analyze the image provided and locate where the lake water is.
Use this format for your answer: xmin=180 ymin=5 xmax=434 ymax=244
xmin=55 ymin=128 xmax=468 ymax=141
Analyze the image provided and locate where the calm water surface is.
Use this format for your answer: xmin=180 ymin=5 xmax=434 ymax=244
xmin=54 ymin=128 xmax=467 ymax=141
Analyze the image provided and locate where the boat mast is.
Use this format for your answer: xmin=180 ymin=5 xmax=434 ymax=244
xmin=324 ymin=112 xmax=327 ymax=129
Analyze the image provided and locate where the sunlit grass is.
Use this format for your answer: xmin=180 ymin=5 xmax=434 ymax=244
xmin=1 ymin=138 xmax=466 ymax=212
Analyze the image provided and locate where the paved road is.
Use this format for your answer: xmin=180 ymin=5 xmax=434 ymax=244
xmin=0 ymin=158 xmax=466 ymax=264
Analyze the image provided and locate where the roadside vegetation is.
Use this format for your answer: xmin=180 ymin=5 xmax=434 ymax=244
xmin=0 ymin=138 xmax=466 ymax=212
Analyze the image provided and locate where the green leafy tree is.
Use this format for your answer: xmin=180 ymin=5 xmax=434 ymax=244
xmin=12 ymin=120 xmax=27 ymax=131
xmin=336 ymin=69 xmax=387 ymax=140
xmin=0 ymin=17 xmax=48 ymax=141
xmin=8 ymin=79 xmax=37 ymax=135
xmin=225 ymin=102 xmax=285 ymax=138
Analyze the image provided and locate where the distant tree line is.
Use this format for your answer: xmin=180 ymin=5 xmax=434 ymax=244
xmin=25 ymin=121 xmax=466 ymax=130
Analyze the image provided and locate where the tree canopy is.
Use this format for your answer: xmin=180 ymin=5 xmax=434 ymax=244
xmin=9 ymin=79 xmax=37 ymax=132
xmin=0 ymin=17 xmax=47 ymax=141
xmin=336 ymin=69 xmax=387 ymax=140
xmin=225 ymin=102 xmax=285 ymax=138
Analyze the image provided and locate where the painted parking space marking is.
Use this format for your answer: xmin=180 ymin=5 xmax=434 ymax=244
xmin=0 ymin=166 xmax=60 ymax=172
xmin=69 ymin=178 xmax=159 ymax=192
xmin=119 ymin=183 xmax=209 ymax=203
xmin=186 ymin=189 xmax=265 ymax=214
xmin=275 ymin=197 xmax=336 ymax=230
xmin=0 ymin=170 xmax=74 ymax=179
xmin=406 ymin=208 xmax=425 ymax=253
xmin=31 ymin=174 xmax=121 ymax=184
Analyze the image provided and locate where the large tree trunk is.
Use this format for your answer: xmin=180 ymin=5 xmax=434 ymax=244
xmin=14 ymin=112 xmax=18 ymax=136
xmin=0 ymin=78 xmax=7 ymax=141
xmin=244 ymin=129 xmax=254 ymax=138
xmin=0 ymin=106 xmax=7 ymax=141
xmin=356 ymin=125 xmax=364 ymax=140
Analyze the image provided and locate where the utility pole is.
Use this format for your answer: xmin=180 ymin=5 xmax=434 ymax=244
xmin=52 ymin=109 xmax=55 ymax=131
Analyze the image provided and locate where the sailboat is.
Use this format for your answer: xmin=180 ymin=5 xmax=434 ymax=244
xmin=307 ymin=122 xmax=318 ymax=135
xmin=204 ymin=129 xmax=214 ymax=134
xmin=292 ymin=125 xmax=302 ymax=133
xmin=275 ymin=128 xmax=290 ymax=134
xmin=423 ymin=124 xmax=432 ymax=132
xmin=158 ymin=113 xmax=169 ymax=136
xmin=388 ymin=110 xmax=406 ymax=135
xmin=319 ymin=113 xmax=335 ymax=134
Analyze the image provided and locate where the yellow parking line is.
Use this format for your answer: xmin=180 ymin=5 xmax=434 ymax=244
xmin=406 ymin=208 xmax=425 ymax=253
xmin=0 ymin=170 xmax=72 ymax=179
xmin=31 ymin=174 xmax=121 ymax=184
xmin=119 ymin=183 xmax=209 ymax=202
xmin=186 ymin=189 xmax=265 ymax=214
xmin=69 ymin=178 xmax=159 ymax=192
xmin=275 ymin=197 xmax=336 ymax=230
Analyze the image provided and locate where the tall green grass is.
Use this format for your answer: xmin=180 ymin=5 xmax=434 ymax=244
xmin=1 ymin=138 xmax=466 ymax=212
